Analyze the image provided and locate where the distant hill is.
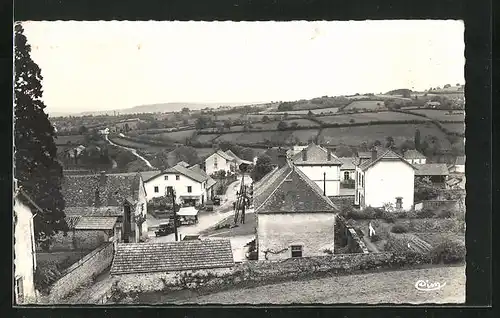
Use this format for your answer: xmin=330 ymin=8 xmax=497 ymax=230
xmin=48 ymin=102 xmax=266 ymax=117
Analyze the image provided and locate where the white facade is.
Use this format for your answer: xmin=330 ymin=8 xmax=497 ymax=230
xmin=294 ymin=165 xmax=341 ymax=196
xmin=341 ymin=168 xmax=355 ymax=181
xmin=257 ymin=213 xmax=335 ymax=261
xmin=405 ymin=158 xmax=426 ymax=165
xmin=134 ymin=180 xmax=148 ymax=241
xmin=355 ymin=160 xmax=415 ymax=211
xmin=450 ymin=164 xmax=465 ymax=174
xmin=205 ymin=153 xmax=234 ymax=176
xmin=13 ymin=197 xmax=37 ymax=304
xmin=144 ymin=172 xmax=207 ymax=205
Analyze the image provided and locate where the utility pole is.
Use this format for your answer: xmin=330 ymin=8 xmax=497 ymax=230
xmin=323 ymin=172 xmax=326 ymax=196
xmin=169 ymin=187 xmax=179 ymax=241
xmin=241 ymin=173 xmax=246 ymax=224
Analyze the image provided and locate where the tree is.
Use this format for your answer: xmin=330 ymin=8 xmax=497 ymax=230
xmin=443 ymin=84 xmax=451 ymax=89
xmin=223 ymin=120 xmax=232 ymax=130
xmin=195 ymin=116 xmax=210 ymax=130
xmin=78 ymin=125 xmax=88 ymax=135
xmin=262 ymin=115 xmax=270 ymax=123
xmin=172 ymin=146 xmax=200 ymax=166
xmin=290 ymin=122 xmax=299 ymax=129
xmin=251 ymin=155 xmax=274 ymax=182
xmin=14 ymin=24 xmax=68 ymax=245
xmin=307 ymin=110 xmax=314 ymax=117
xmin=414 ymin=129 xmax=421 ymax=151
xmin=385 ymin=136 xmax=395 ymax=149
xmin=181 ymin=107 xmax=190 ymax=114
xmin=277 ymin=121 xmax=289 ymax=130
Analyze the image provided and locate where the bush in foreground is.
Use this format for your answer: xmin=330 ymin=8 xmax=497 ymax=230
xmin=429 ymin=239 xmax=466 ymax=264
xmin=391 ymin=224 xmax=408 ymax=233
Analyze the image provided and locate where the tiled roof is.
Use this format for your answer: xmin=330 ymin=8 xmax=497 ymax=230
xmin=74 ymin=216 xmax=118 ymax=230
xmin=166 ymin=164 xmax=208 ymax=183
xmin=206 ymin=178 xmax=217 ymax=189
xmin=292 ymin=143 xmax=343 ymax=165
xmin=254 ymin=161 xmax=339 ymax=214
xmin=339 ymin=157 xmax=356 ymax=170
xmin=415 ymin=164 xmax=449 ymax=176
xmin=177 ymin=161 xmax=190 ymax=168
xmin=455 ymin=156 xmax=465 ymax=165
xmin=214 ymin=150 xmax=235 ymax=161
xmin=139 ymin=170 xmax=162 ymax=182
xmin=358 ymin=149 xmax=415 ymax=171
xmin=64 ymin=206 xmax=123 ymax=217
xmin=404 ymin=149 xmax=426 ymax=160
xmin=62 ymin=172 xmax=142 ymax=208
xmin=357 ymin=152 xmax=372 ymax=159
xmin=110 ymin=240 xmax=235 ymax=275
xmin=65 ymin=216 xmax=81 ymax=229
xmin=188 ymin=164 xmax=217 ymax=189
xmin=225 ymin=150 xmax=252 ymax=165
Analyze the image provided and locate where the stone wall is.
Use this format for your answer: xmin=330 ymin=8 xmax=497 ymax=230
xmin=47 ymin=241 xmax=115 ymax=303
xmin=37 ymin=230 xmax=111 ymax=252
xmin=335 ymin=215 xmax=369 ymax=254
xmin=329 ymin=195 xmax=355 ymax=207
xmin=111 ymin=252 xmax=394 ymax=295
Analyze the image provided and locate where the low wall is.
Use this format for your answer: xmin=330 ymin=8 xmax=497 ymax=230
xmin=329 ymin=195 xmax=355 ymax=207
xmin=335 ymin=215 xmax=369 ymax=253
xmin=112 ymin=252 xmax=394 ymax=296
xmin=414 ymin=200 xmax=459 ymax=212
xmin=37 ymin=230 xmax=110 ymax=252
xmin=47 ymin=241 xmax=115 ymax=303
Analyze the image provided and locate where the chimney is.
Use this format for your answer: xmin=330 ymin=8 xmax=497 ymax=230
xmin=371 ymin=149 xmax=378 ymax=162
xmin=327 ymin=149 xmax=332 ymax=161
xmin=302 ymin=149 xmax=307 ymax=161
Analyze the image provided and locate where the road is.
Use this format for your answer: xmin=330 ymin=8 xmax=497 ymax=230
xmin=168 ymin=265 xmax=465 ymax=304
xmin=105 ymin=134 xmax=155 ymax=169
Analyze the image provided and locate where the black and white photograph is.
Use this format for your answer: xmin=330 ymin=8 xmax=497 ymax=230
xmin=13 ymin=20 xmax=466 ymax=305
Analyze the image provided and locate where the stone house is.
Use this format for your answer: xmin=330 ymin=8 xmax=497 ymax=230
xmin=403 ymin=149 xmax=427 ymax=165
xmin=414 ymin=163 xmax=449 ymax=187
xmin=204 ymin=150 xmax=236 ymax=176
xmin=62 ymin=172 xmax=148 ymax=243
xmin=354 ymin=149 xmax=416 ymax=211
xmin=13 ymin=188 xmax=38 ymax=304
xmin=140 ymin=163 xmax=216 ymax=206
xmin=291 ymin=143 xmax=343 ymax=196
xmin=254 ymin=154 xmax=339 ymax=261
xmin=110 ymin=240 xmax=234 ymax=289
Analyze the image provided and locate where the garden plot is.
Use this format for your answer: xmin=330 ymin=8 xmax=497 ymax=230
xmin=410 ymin=109 xmax=465 ymax=122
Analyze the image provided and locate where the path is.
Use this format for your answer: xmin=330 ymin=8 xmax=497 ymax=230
xmin=168 ymin=265 xmax=465 ymax=304
xmin=105 ymin=134 xmax=155 ymax=169
xmin=360 ymin=228 xmax=380 ymax=253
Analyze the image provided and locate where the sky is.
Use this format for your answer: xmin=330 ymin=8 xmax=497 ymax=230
xmin=20 ymin=20 xmax=465 ymax=115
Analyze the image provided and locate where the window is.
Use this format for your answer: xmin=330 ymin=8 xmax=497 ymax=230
xmin=344 ymin=171 xmax=350 ymax=181
xmin=176 ymin=175 xmax=180 ymax=181
xmin=167 ymin=186 xmax=173 ymax=194
xmin=164 ymin=175 xmax=168 ymax=180
xmin=291 ymin=245 xmax=303 ymax=258
xmin=15 ymin=277 xmax=23 ymax=303
xmin=361 ymin=175 xmax=364 ymax=187
xmin=154 ymin=186 xmax=159 ymax=193
xmin=187 ymin=186 xmax=192 ymax=193
xmin=396 ymin=197 xmax=403 ymax=209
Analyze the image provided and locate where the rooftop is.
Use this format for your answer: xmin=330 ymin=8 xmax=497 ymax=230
xmin=358 ymin=149 xmax=415 ymax=171
xmin=73 ymin=216 xmax=118 ymax=230
xmin=254 ymin=161 xmax=339 ymax=214
xmin=110 ymin=239 xmax=234 ymax=275
xmin=292 ymin=143 xmax=343 ymax=165
xmin=414 ymin=163 xmax=449 ymax=176
xmin=338 ymin=157 xmax=356 ymax=170
xmin=165 ymin=164 xmax=208 ymax=183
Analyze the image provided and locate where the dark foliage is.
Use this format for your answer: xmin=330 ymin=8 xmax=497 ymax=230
xmin=250 ymin=154 xmax=274 ymax=182
xmin=391 ymin=224 xmax=409 ymax=233
xmin=429 ymin=239 xmax=466 ymax=264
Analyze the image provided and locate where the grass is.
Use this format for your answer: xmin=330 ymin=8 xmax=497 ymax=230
xmin=261 ymin=107 xmax=340 ymax=115
xmin=194 ymin=134 xmax=220 ymax=143
xmin=54 ymin=135 xmax=86 ymax=145
xmin=108 ymin=137 xmax=166 ymax=151
xmin=343 ymin=100 xmax=386 ymax=110
xmin=149 ymin=265 xmax=465 ymax=304
xmin=410 ymin=109 xmax=465 ymax=122
xmin=319 ymin=122 xmax=451 ymax=148
xmin=316 ymin=111 xmax=430 ymax=124
xmin=155 ymin=129 xmax=196 ymax=142
xmin=441 ymin=123 xmax=465 ymax=134
xmin=290 ymin=129 xmax=321 ymax=143
xmin=214 ymin=131 xmax=295 ymax=145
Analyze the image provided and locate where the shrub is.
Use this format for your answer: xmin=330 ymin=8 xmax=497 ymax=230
xmin=416 ymin=208 xmax=435 ymax=218
xmin=437 ymin=209 xmax=453 ymax=218
xmin=322 ymin=249 xmax=334 ymax=255
xmin=369 ymin=234 xmax=381 ymax=242
xmin=391 ymin=224 xmax=408 ymax=233
xmin=429 ymin=239 xmax=466 ymax=264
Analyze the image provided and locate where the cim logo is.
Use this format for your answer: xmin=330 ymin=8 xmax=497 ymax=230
xmin=415 ymin=279 xmax=447 ymax=291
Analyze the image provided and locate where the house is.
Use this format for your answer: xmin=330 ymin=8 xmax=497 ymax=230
xmin=449 ymin=156 xmax=465 ymax=173
xmin=110 ymin=240 xmax=234 ymax=284
xmin=224 ymin=150 xmax=252 ymax=171
xmin=205 ymin=150 xmax=237 ymax=176
xmin=291 ymin=143 xmax=343 ymax=196
xmin=13 ymin=188 xmax=38 ymax=304
xmin=286 ymin=145 xmax=308 ymax=158
xmin=414 ymin=163 xmax=449 ymax=186
xmin=62 ymin=172 xmax=148 ymax=243
xmin=140 ymin=163 xmax=216 ymax=206
xmin=113 ymin=118 xmax=143 ymax=132
xmin=355 ymin=149 xmax=416 ymax=211
xmin=354 ymin=151 xmax=372 ymax=166
xmin=254 ymin=152 xmax=339 ymax=260
xmin=403 ymin=149 xmax=427 ymax=165
xmin=338 ymin=157 xmax=356 ymax=182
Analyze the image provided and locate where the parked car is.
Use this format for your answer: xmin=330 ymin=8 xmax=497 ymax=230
xmin=155 ymin=222 xmax=174 ymax=237
xmin=213 ymin=197 xmax=221 ymax=206
xmin=205 ymin=200 xmax=214 ymax=211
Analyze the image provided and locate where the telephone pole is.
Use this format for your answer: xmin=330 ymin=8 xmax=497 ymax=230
xmin=241 ymin=173 xmax=246 ymax=224
xmin=169 ymin=187 xmax=179 ymax=241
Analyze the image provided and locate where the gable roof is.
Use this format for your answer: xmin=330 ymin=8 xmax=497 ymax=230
xmin=254 ymin=161 xmax=339 ymax=214
xmin=139 ymin=170 xmax=162 ymax=182
xmin=358 ymin=149 xmax=416 ymax=171
xmin=62 ymin=172 xmax=142 ymax=208
xmin=165 ymin=164 xmax=208 ymax=183
xmin=339 ymin=157 xmax=356 ymax=170
xmin=357 ymin=152 xmax=372 ymax=159
xmin=208 ymin=149 xmax=235 ymax=162
xmin=64 ymin=206 xmax=123 ymax=217
xmin=73 ymin=216 xmax=118 ymax=230
xmin=225 ymin=150 xmax=252 ymax=165
xmin=188 ymin=165 xmax=217 ymax=188
xmin=414 ymin=164 xmax=449 ymax=176
xmin=110 ymin=239 xmax=234 ymax=275
xmin=292 ymin=143 xmax=343 ymax=165
xmin=404 ymin=149 xmax=427 ymax=160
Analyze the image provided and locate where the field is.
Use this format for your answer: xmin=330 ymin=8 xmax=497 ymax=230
xmin=343 ymin=100 xmax=386 ymax=111
xmin=261 ymin=107 xmax=340 ymax=115
xmin=441 ymin=123 xmax=465 ymax=134
xmin=194 ymin=134 xmax=220 ymax=143
xmin=319 ymin=122 xmax=451 ymax=148
xmin=290 ymin=129 xmax=320 ymax=143
xmin=108 ymin=137 xmax=166 ymax=151
xmin=138 ymin=266 xmax=465 ymax=304
xmin=155 ymin=129 xmax=196 ymax=142
xmin=54 ymin=134 xmax=86 ymax=145
xmin=316 ymin=111 xmax=430 ymax=125
xmin=215 ymin=131 xmax=295 ymax=145
xmin=410 ymin=109 xmax=465 ymax=122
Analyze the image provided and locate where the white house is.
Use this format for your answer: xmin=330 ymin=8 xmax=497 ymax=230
xmin=140 ymin=164 xmax=215 ymax=206
xmin=291 ymin=143 xmax=343 ymax=196
xmin=13 ymin=189 xmax=38 ymax=304
xmin=449 ymin=156 xmax=465 ymax=174
xmin=355 ymin=149 xmax=416 ymax=211
xmin=205 ymin=150 xmax=236 ymax=176
xmin=403 ymin=149 xmax=427 ymax=165
xmin=254 ymin=153 xmax=339 ymax=261
xmin=338 ymin=157 xmax=356 ymax=182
